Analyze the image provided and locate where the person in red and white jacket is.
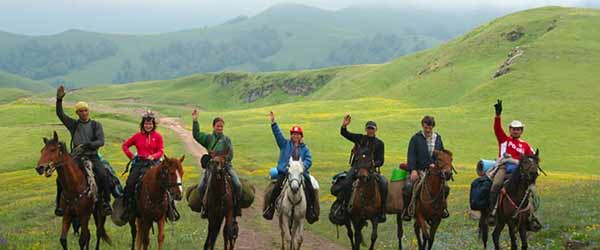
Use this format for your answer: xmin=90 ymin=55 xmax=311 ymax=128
xmin=121 ymin=111 xmax=164 ymax=215
xmin=488 ymin=100 xmax=541 ymax=231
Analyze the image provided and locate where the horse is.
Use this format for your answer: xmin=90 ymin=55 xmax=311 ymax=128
xmin=413 ymin=149 xmax=454 ymax=250
xmin=35 ymin=131 xmax=111 ymax=250
xmin=277 ymin=158 xmax=307 ymax=250
xmin=490 ymin=150 xmax=540 ymax=250
xmin=134 ymin=155 xmax=185 ymax=250
xmin=203 ymin=151 xmax=238 ymax=250
xmin=346 ymin=161 xmax=382 ymax=250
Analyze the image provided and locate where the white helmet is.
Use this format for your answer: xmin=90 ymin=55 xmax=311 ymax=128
xmin=509 ymin=120 xmax=524 ymax=128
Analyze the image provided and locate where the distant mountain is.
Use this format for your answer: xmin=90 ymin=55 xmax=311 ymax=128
xmin=0 ymin=3 xmax=507 ymax=88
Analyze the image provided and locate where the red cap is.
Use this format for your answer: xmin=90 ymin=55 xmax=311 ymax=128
xmin=290 ymin=126 xmax=303 ymax=136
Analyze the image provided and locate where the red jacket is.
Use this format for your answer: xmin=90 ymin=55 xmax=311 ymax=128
xmin=122 ymin=131 xmax=164 ymax=160
xmin=494 ymin=116 xmax=534 ymax=160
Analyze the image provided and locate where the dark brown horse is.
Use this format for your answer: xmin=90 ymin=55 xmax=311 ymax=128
xmin=203 ymin=152 xmax=238 ymax=250
xmin=490 ymin=151 xmax=540 ymax=250
xmin=347 ymin=164 xmax=382 ymax=250
xmin=134 ymin=155 xmax=185 ymax=250
xmin=413 ymin=149 xmax=454 ymax=250
xmin=36 ymin=131 xmax=111 ymax=250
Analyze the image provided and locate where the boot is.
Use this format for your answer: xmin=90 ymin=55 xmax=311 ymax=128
xmin=234 ymin=198 xmax=242 ymax=217
xmin=487 ymin=191 xmax=498 ymax=226
xmin=55 ymin=180 xmax=64 ymax=216
xmin=263 ymin=180 xmax=283 ymax=220
xmin=377 ymin=212 xmax=387 ymax=223
xmin=442 ymin=208 xmax=449 ymax=219
xmin=526 ymin=215 xmax=542 ymax=232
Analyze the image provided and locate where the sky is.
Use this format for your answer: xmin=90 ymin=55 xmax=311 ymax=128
xmin=0 ymin=0 xmax=596 ymax=35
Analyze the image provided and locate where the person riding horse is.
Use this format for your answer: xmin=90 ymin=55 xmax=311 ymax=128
xmin=192 ymin=109 xmax=242 ymax=219
xmin=339 ymin=115 xmax=387 ymax=223
xmin=263 ymin=111 xmax=318 ymax=223
xmin=121 ymin=111 xmax=176 ymax=220
xmin=403 ymin=115 xmax=450 ymax=221
xmin=488 ymin=100 xmax=540 ymax=229
xmin=55 ymin=85 xmax=113 ymax=217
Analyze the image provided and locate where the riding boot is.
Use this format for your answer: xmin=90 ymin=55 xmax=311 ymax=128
xmin=402 ymin=182 xmax=413 ymax=221
xmin=304 ymin=177 xmax=318 ymax=224
xmin=55 ymin=178 xmax=64 ymax=217
xmin=234 ymin=194 xmax=242 ymax=217
xmin=263 ymin=177 xmax=284 ymax=220
xmin=442 ymin=184 xmax=450 ymax=219
xmin=526 ymin=214 xmax=542 ymax=232
xmin=487 ymin=191 xmax=499 ymax=225
xmin=377 ymin=176 xmax=387 ymax=223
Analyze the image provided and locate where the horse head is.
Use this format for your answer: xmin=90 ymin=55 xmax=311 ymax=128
xmin=432 ymin=149 xmax=454 ymax=181
xmin=287 ymin=157 xmax=304 ymax=194
xmin=208 ymin=149 xmax=229 ymax=180
xmin=36 ymin=131 xmax=67 ymax=177
xmin=518 ymin=149 xmax=540 ymax=185
xmin=160 ymin=155 xmax=185 ymax=201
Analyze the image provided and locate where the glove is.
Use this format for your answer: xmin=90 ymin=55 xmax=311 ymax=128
xmin=494 ymin=99 xmax=503 ymax=116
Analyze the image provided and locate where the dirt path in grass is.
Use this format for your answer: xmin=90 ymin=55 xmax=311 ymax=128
xmin=160 ymin=117 xmax=344 ymax=250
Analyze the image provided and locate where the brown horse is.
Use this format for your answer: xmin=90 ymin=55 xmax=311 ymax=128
xmin=134 ymin=155 xmax=185 ymax=250
xmin=203 ymin=152 xmax=238 ymax=250
xmin=413 ymin=149 xmax=454 ymax=250
xmin=490 ymin=151 xmax=540 ymax=250
xmin=347 ymin=164 xmax=382 ymax=250
xmin=36 ymin=131 xmax=111 ymax=250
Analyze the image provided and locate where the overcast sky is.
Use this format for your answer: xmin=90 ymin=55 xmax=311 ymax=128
xmin=0 ymin=0 xmax=596 ymax=35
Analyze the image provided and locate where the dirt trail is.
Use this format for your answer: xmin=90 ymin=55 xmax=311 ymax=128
xmin=160 ymin=117 xmax=344 ymax=250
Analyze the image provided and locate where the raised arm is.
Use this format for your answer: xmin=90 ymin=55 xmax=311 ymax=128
xmin=55 ymin=86 xmax=77 ymax=132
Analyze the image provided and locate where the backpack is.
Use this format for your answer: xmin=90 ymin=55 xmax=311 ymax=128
xmin=469 ymin=176 xmax=492 ymax=211
xmin=330 ymin=171 xmax=348 ymax=197
xmin=328 ymin=198 xmax=349 ymax=225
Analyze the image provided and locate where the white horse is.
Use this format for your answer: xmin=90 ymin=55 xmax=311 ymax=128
xmin=277 ymin=158 xmax=307 ymax=250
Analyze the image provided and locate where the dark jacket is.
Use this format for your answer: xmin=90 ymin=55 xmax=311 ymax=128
xmin=56 ymin=99 xmax=104 ymax=155
xmin=340 ymin=127 xmax=384 ymax=168
xmin=407 ymin=131 xmax=444 ymax=171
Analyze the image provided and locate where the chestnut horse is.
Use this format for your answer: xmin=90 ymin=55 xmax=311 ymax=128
xmin=36 ymin=131 xmax=111 ymax=250
xmin=347 ymin=164 xmax=382 ymax=250
xmin=203 ymin=152 xmax=238 ymax=250
xmin=134 ymin=155 xmax=185 ymax=250
xmin=490 ymin=151 xmax=540 ymax=250
xmin=413 ymin=149 xmax=454 ymax=250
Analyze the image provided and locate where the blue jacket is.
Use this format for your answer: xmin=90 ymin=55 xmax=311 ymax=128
xmin=271 ymin=123 xmax=312 ymax=176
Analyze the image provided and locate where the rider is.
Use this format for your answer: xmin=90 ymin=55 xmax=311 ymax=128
xmin=339 ymin=115 xmax=387 ymax=223
xmin=403 ymin=115 xmax=449 ymax=221
xmin=192 ymin=109 xmax=242 ymax=218
xmin=55 ymin=85 xmax=112 ymax=216
xmin=121 ymin=111 xmax=164 ymax=217
xmin=263 ymin=111 xmax=317 ymax=223
xmin=488 ymin=100 xmax=540 ymax=228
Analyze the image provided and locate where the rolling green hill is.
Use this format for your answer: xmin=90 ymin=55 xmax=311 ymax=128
xmin=2 ymin=6 xmax=600 ymax=249
xmin=0 ymin=4 xmax=506 ymax=87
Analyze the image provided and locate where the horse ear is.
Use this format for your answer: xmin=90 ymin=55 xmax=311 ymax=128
xmin=43 ymin=137 xmax=48 ymax=144
xmin=53 ymin=131 xmax=58 ymax=141
xmin=535 ymin=148 xmax=539 ymax=157
xmin=179 ymin=155 xmax=185 ymax=163
xmin=163 ymin=153 xmax=168 ymax=160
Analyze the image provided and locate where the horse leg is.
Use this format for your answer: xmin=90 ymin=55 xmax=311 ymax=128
xmin=279 ymin=212 xmax=291 ymax=250
xmin=368 ymin=219 xmax=378 ymax=250
xmin=210 ymin=217 xmax=224 ymax=250
xmin=94 ymin=210 xmax=110 ymax=250
xmin=427 ymin=219 xmax=440 ymax=250
xmin=492 ymin=218 xmax=505 ymax=250
xmin=93 ymin=212 xmax=100 ymax=250
xmin=291 ymin=215 xmax=304 ymax=250
xmin=345 ymin=221 xmax=354 ymax=249
xmin=508 ymin=221 xmax=518 ymax=250
xmin=60 ymin=216 xmax=72 ymax=250
xmin=129 ymin=220 xmax=137 ymax=250
xmin=519 ymin=222 xmax=528 ymax=250
xmin=414 ymin=221 xmax=423 ymax=250
xmin=479 ymin=210 xmax=489 ymax=249
xmin=141 ymin=220 xmax=151 ymax=250
xmin=223 ymin=212 xmax=234 ymax=250
xmin=78 ymin=215 xmax=91 ymax=250
xmin=135 ymin=218 xmax=142 ymax=250
xmin=352 ymin=220 xmax=363 ymax=250
xmin=157 ymin=217 xmax=166 ymax=250
xmin=396 ymin=214 xmax=403 ymax=250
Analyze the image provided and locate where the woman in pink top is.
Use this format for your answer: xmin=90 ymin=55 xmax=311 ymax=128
xmin=121 ymin=111 xmax=164 ymax=214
